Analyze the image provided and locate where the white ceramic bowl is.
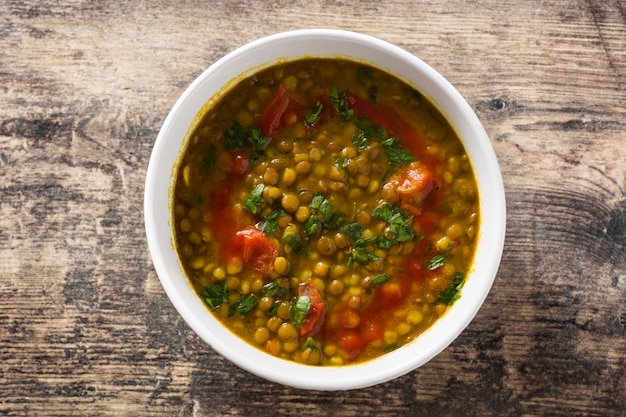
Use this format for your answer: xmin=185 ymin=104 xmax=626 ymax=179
xmin=144 ymin=29 xmax=505 ymax=390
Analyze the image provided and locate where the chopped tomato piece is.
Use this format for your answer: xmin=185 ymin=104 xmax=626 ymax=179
xmin=337 ymin=330 xmax=363 ymax=359
xmin=228 ymin=151 xmax=249 ymax=175
xmin=232 ymin=227 xmax=279 ymax=274
xmin=256 ymin=84 xmax=300 ymax=137
xmin=386 ymin=161 xmax=435 ymax=216
xmin=298 ymin=280 xmax=327 ymax=337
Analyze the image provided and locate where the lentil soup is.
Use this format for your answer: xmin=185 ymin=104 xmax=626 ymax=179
xmin=172 ymin=58 xmax=479 ymax=366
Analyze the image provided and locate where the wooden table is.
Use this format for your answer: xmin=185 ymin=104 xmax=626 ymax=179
xmin=1 ymin=1 xmax=625 ymax=415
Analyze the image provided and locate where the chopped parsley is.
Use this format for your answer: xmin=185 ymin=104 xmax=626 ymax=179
xmin=426 ymin=253 xmax=449 ymax=270
xmin=340 ymin=222 xmax=364 ymax=241
xmin=304 ymin=336 xmax=318 ymax=350
xmin=330 ymin=86 xmax=356 ymax=123
xmin=437 ymin=272 xmax=465 ymax=305
xmin=372 ymin=274 xmax=391 ymax=285
xmin=228 ymin=294 xmax=258 ymax=317
xmin=372 ymin=203 xmax=415 ymax=243
xmin=304 ymin=195 xmax=339 ymax=238
xmin=290 ymin=295 xmax=311 ymax=328
xmin=305 ymin=101 xmax=324 ymax=125
xmin=380 ymin=137 xmax=415 ymax=166
xmin=257 ymin=209 xmax=285 ymax=236
xmin=201 ymin=281 xmax=229 ymax=311
xmin=244 ymin=183 xmax=265 ymax=214
xmin=262 ymin=280 xmax=288 ymax=297
xmin=348 ymin=236 xmax=382 ymax=267
xmin=352 ymin=117 xmax=385 ymax=150
xmin=223 ymin=121 xmax=268 ymax=166
xmin=283 ymin=233 xmax=305 ymax=255
xmin=335 ymin=156 xmax=349 ymax=169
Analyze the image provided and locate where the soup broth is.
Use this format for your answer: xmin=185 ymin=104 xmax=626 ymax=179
xmin=172 ymin=58 xmax=479 ymax=366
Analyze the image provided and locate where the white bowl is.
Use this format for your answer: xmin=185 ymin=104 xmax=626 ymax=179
xmin=144 ymin=29 xmax=505 ymax=390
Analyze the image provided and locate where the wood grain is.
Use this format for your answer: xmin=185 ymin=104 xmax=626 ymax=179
xmin=1 ymin=0 xmax=625 ymax=415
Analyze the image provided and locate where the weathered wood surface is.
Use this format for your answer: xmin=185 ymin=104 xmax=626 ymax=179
xmin=1 ymin=0 xmax=625 ymax=415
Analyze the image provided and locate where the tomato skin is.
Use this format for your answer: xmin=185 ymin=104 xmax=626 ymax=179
xmin=255 ymin=84 xmax=295 ymax=137
xmin=231 ymin=227 xmax=279 ymax=274
xmin=298 ymin=280 xmax=327 ymax=337
xmin=229 ymin=151 xmax=249 ymax=175
xmin=337 ymin=330 xmax=363 ymax=358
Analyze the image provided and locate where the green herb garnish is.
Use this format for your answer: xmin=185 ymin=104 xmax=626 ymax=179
xmin=228 ymin=294 xmax=258 ymax=317
xmin=335 ymin=156 xmax=349 ymax=169
xmin=304 ymin=336 xmax=318 ymax=350
xmin=330 ymin=86 xmax=356 ymax=123
xmin=201 ymin=281 xmax=229 ymax=311
xmin=305 ymin=101 xmax=324 ymax=125
xmin=304 ymin=195 xmax=338 ymax=238
xmin=372 ymin=274 xmax=391 ymax=285
xmin=348 ymin=236 xmax=382 ymax=267
xmin=262 ymin=280 xmax=288 ymax=297
xmin=437 ymin=272 xmax=465 ymax=305
xmin=290 ymin=295 xmax=311 ymax=328
xmin=352 ymin=117 xmax=386 ymax=150
xmin=340 ymin=222 xmax=364 ymax=241
xmin=372 ymin=203 xmax=415 ymax=242
xmin=380 ymin=137 xmax=415 ymax=166
xmin=223 ymin=121 xmax=268 ymax=166
xmin=258 ymin=209 xmax=285 ymax=236
xmin=224 ymin=120 xmax=249 ymax=150
xmin=355 ymin=117 xmax=386 ymax=140
xmin=283 ymin=233 xmax=305 ymax=255
xmin=244 ymin=183 xmax=265 ymax=214
xmin=426 ymin=253 xmax=449 ymax=270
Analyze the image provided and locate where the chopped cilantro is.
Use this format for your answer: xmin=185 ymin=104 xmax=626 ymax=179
xmin=224 ymin=120 xmax=249 ymax=150
xmin=335 ymin=156 xmax=349 ymax=169
xmin=304 ymin=336 xmax=318 ymax=350
xmin=258 ymin=209 xmax=285 ymax=236
xmin=380 ymin=137 xmax=415 ymax=166
xmin=305 ymin=101 xmax=324 ymax=125
xmin=355 ymin=117 xmax=385 ymax=140
xmin=352 ymin=117 xmax=385 ymax=150
xmin=283 ymin=233 xmax=305 ymax=255
xmin=372 ymin=203 xmax=415 ymax=242
xmin=262 ymin=280 xmax=288 ymax=297
xmin=330 ymin=86 xmax=356 ymax=123
xmin=437 ymin=272 xmax=465 ymax=305
xmin=290 ymin=295 xmax=311 ymax=328
xmin=310 ymin=195 xmax=332 ymax=218
xmin=348 ymin=237 xmax=382 ymax=267
xmin=304 ymin=195 xmax=341 ymax=238
xmin=228 ymin=294 xmax=258 ymax=317
xmin=340 ymin=222 xmax=364 ymax=241
xmin=372 ymin=274 xmax=391 ymax=285
xmin=244 ymin=183 xmax=265 ymax=214
xmin=426 ymin=253 xmax=449 ymax=270
xmin=201 ymin=281 xmax=229 ymax=311
xmin=223 ymin=121 xmax=268 ymax=166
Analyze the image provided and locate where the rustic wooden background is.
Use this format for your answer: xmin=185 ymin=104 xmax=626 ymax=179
xmin=1 ymin=0 xmax=625 ymax=415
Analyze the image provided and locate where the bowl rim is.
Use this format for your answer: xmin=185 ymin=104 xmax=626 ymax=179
xmin=144 ymin=28 xmax=506 ymax=390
